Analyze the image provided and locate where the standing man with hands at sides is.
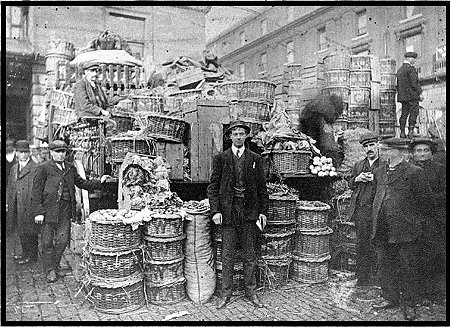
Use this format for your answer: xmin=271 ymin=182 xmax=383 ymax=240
xmin=348 ymin=132 xmax=384 ymax=288
xmin=32 ymin=140 xmax=111 ymax=283
xmin=208 ymin=120 xmax=269 ymax=309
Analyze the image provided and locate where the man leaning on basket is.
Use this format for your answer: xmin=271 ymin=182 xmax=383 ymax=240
xmin=32 ymin=140 xmax=111 ymax=283
xmin=207 ymin=120 xmax=269 ymax=309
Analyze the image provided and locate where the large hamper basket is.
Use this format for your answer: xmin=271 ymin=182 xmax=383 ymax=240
xmin=146 ymin=277 xmax=186 ymax=305
xmin=270 ymin=150 xmax=311 ymax=175
xmin=87 ymin=210 xmax=142 ymax=252
xmin=88 ymin=278 xmax=145 ymax=314
xmin=260 ymin=227 xmax=295 ymax=259
xmin=135 ymin=112 xmax=187 ymax=143
xmin=88 ymin=248 xmax=143 ymax=280
xmin=142 ymin=213 xmax=184 ymax=238
xmin=144 ymin=257 xmax=184 ymax=285
xmin=257 ymin=257 xmax=292 ymax=288
xmin=267 ymin=194 xmax=298 ymax=224
xmin=144 ymin=234 xmax=185 ymax=261
xmin=293 ymin=227 xmax=333 ymax=258
xmin=296 ymin=201 xmax=331 ymax=230
xmin=292 ymin=254 xmax=331 ymax=284
xmin=132 ymin=95 xmax=164 ymax=113
xmin=213 ymin=81 xmax=242 ymax=99
xmin=109 ymin=133 xmax=155 ymax=162
xmin=106 ymin=114 xmax=134 ymax=137
xmin=240 ymin=80 xmax=276 ymax=103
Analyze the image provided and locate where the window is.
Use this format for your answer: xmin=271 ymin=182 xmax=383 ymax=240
xmin=239 ymin=62 xmax=245 ymax=78
xmin=404 ymin=33 xmax=422 ymax=58
xmin=261 ymin=19 xmax=267 ymax=36
xmin=6 ymin=6 xmax=28 ymax=40
xmin=108 ymin=12 xmax=145 ymax=60
xmin=286 ymin=41 xmax=294 ymax=64
xmin=287 ymin=7 xmax=295 ymax=22
xmin=260 ymin=53 xmax=267 ymax=72
xmin=318 ymin=27 xmax=327 ymax=51
xmin=240 ymin=31 xmax=246 ymax=46
xmin=357 ymin=10 xmax=367 ymax=36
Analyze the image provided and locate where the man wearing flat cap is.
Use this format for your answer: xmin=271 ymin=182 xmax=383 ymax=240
xmin=74 ymin=62 xmax=124 ymax=119
xmin=6 ymin=140 xmax=39 ymax=264
xmin=208 ymin=120 xmax=269 ymax=309
xmin=409 ymin=138 xmax=446 ymax=303
xmin=347 ymin=131 xmax=384 ymax=288
xmin=397 ymin=51 xmax=423 ymax=138
xmin=31 ymin=140 xmax=110 ymax=283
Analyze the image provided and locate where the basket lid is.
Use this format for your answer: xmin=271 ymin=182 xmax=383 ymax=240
xmin=262 ymin=229 xmax=296 ymax=237
xmin=142 ymin=212 xmax=183 ymax=222
xmin=292 ymin=254 xmax=331 ymax=262
xmin=296 ymin=200 xmax=331 ymax=211
xmin=296 ymin=226 xmax=333 ymax=235
xmin=90 ymin=247 xmax=142 ymax=256
xmin=269 ymin=194 xmax=298 ymax=201
xmin=143 ymin=234 xmax=185 ymax=242
xmin=146 ymin=256 xmax=184 ymax=265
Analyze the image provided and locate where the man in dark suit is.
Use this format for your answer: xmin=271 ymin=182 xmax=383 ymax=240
xmin=371 ymin=140 xmax=435 ymax=320
xmin=208 ymin=120 xmax=269 ymax=309
xmin=348 ymin=132 xmax=383 ymax=287
xmin=396 ymin=51 xmax=423 ymax=138
xmin=32 ymin=140 xmax=110 ymax=283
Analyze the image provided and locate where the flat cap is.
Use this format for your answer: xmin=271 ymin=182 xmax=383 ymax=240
xmin=359 ymin=131 xmax=379 ymax=145
xmin=83 ymin=62 xmax=100 ymax=70
xmin=225 ymin=120 xmax=251 ymax=136
xmin=409 ymin=137 xmax=438 ymax=154
xmin=16 ymin=140 xmax=30 ymax=152
xmin=49 ymin=140 xmax=68 ymax=151
xmin=405 ymin=51 xmax=418 ymax=59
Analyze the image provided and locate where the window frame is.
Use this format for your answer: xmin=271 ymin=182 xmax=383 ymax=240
xmin=318 ymin=26 xmax=327 ymax=51
xmin=286 ymin=41 xmax=294 ymax=64
xmin=260 ymin=52 xmax=268 ymax=72
xmin=356 ymin=9 xmax=368 ymax=36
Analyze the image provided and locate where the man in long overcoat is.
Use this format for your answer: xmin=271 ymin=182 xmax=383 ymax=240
xmin=32 ymin=140 xmax=109 ymax=282
xmin=348 ymin=132 xmax=383 ymax=286
xmin=6 ymin=140 xmax=39 ymax=264
xmin=396 ymin=51 xmax=423 ymax=138
xmin=208 ymin=120 xmax=269 ymax=309
xmin=371 ymin=140 xmax=435 ymax=320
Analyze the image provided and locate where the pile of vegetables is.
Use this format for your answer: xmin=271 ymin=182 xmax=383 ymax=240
xmin=266 ymin=182 xmax=299 ymax=198
xmin=309 ymin=156 xmax=338 ymax=177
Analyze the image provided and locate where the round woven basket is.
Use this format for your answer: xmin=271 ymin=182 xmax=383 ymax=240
xmin=109 ymin=134 xmax=155 ymax=162
xmin=146 ymin=277 xmax=186 ymax=305
xmin=144 ymin=256 xmax=184 ymax=285
xmin=144 ymin=234 xmax=185 ymax=261
xmin=257 ymin=257 xmax=292 ymax=288
xmin=293 ymin=227 xmax=333 ymax=258
xmin=260 ymin=228 xmax=295 ymax=259
xmin=213 ymin=81 xmax=242 ymax=99
xmin=240 ymin=80 xmax=276 ymax=103
xmin=296 ymin=201 xmax=331 ymax=230
xmin=88 ymin=248 xmax=143 ymax=280
xmin=291 ymin=254 xmax=331 ymax=284
xmin=267 ymin=195 xmax=298 ymax=224
xmin=106 ymin=115 xmax=134 ymax=137
xmin=134 ymin=112 xmax=187 ymax=143
xmin=142 ymin=213 xmax=184 ymax=238
xmin=270 ymin=150 xmax=312 ymax=175
xmin=131 ymin=95 xmax=164 ymax=112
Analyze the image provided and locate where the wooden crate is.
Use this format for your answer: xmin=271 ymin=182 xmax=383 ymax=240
xmin=156 ymin=142 xmax=184 ymax=180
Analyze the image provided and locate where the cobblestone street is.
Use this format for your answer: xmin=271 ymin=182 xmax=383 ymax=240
xmin=3 ymin=235 xmax=446 ymax=322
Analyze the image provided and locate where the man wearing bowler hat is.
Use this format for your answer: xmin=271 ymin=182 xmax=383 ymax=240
xmin=32 ymin=140 xmax=110 ymax=283
xmin=397 ymin=51 xmax=423 ymax=138
xmin=74 ymin=62 xmax=124 ymax=119
xmin=6 ymin=140 xmax=39 ymax=264
xmin=208 ymin=120 xmax=269 ymax=309
xmin=348 ymin=131 xmax=384 ymax=288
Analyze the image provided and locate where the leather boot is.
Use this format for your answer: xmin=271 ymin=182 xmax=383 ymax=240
xmin=408 ymin=127 xmax=417 ymax=138
xmin=400 ymin=128 xmax=407 ymax=138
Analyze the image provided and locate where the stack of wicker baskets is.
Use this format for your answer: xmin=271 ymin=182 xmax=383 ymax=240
xmin=292 ymin=201 xmax=333 ymax=284
xmin=142 ymin=212 xmax=187 ymax=305
xmin=258 ymin=194 xmax=298 ymax=288
xmin=84 ymin=209 xmax=145 ymax=314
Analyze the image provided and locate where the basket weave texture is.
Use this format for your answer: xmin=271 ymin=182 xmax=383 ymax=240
xmin=293 ymin=227 xmax=333 ymax=258
xmin=144 ymin=257 xmax=184 ymax=285
xmin=296 ymin=201 xmax=331 ymax=230
xmin=267 ymin=195 xmax=298 ymax=224
xmin=257 ymin=257 xmax=292 ymax=288
xmin=142 ymin=213 xmax=184 ymax=238
xmin=88 ymin=221 xmax=141 ymax=252
xmin=135 ymin=112 xmax=187 ymax=143
xmin=88 ymin=248 xmax=143 ymax=280
xmin=106 ymin=115 xmax=133 ymax=137
xmin=109 ymin=134 xmax=154 ymax=162
xmin=291 ymin=254 xmax=331 ymax=284
xmin=144 ymin=234 xmax=185 ymax=261
xmin=260 ymin=228 xmax=295 ymax=259
xmin=271 ymin=150 xmax=311 ymax=174
xmin=146 ymin=277 xmax=186 ymax=304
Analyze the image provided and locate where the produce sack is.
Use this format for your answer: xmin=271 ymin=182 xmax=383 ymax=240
xmin=183 ymin=200 xmax=216 ymax=304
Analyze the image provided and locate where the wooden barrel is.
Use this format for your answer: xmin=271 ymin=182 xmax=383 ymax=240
xmin=350 ymin=55 xmax=371 ymax=71
xmin=348 ymin=105 xmax=369 ymax=119
xmin=350 ymin=71 xmax=371 ymax=88
xmin=324 ymin=69 xmax=350 ymax=87
xmin=350 ymin=87 xmax=370 ymax=107
xmin=379 ymin=119 xmax=396 ymax=137
xmin=380 ymin=73 xmax=397 ymax=90
xmin=322 ymin=86 xmax=350 ymax=104
xmin=379 ymin=58 xmax=397 ymax=74
xmin=323 ymin=53 xmax=350 ymax=70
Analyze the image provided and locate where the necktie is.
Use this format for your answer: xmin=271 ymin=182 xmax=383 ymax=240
xmin=236 ymin=149 xmax=240 ymax=158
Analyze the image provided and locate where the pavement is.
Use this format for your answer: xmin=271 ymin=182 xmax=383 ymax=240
xmin=2 ymin=234 xmax=446 ymax=323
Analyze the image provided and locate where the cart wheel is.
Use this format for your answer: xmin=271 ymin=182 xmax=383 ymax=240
xmin=74 ymin=160 xmax=90 ymax=222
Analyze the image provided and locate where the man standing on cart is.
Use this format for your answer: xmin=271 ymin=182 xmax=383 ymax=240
xmin=208 ymin=120 xmax=269 ymax=309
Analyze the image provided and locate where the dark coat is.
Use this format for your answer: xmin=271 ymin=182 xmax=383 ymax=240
xmin=396 ymin=62 xmax=422 ymax=103
xmin=74 ymin=77 xmax=110 ymax=119
xmin=6 ymin=159 xmax=39 ymax=235
xmin=207 ymin=148 xmax=269 ymax=224
xmin=348 ymin=157 xmax=383 ymax=221
xmin=371 ymin=161 xmax=435 ymax=243
xmin=31 ymin=159 xmax=103 ymax=224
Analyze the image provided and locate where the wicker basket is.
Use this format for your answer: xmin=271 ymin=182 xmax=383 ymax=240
xmin=260 ymin=228 xmax=295 ymax=259
xmin=105 ymin=114 xmax=134 ymax=137
xmin=142 ymin=213 xmax=184 ymax=238
xmin=52 ymin=106 xmax=78 ymax=125
xmin=293 ymin=227 xmax=333 ymax=258
xmin=132 ymin=95 xmax=164 ymax=113
xmin=291 ymin=254 xmax=331 ymax=284
xmin=144 ymin=257 xmax=184 ymax=285
xmin=134 ymin=112 xmax=187 ymax=143
xmin=267 ymin=194 xmax=298 ymax=224
xmin=270 ymin=150 xmax=311 ymax=175
xmin=229 ymin=99 xmax=271 ymax=121
xmin=333 ymin=193 xmax=353 ymax=222
xmin=213 ymin=81 xmax=242 ymax=99
xmin=50 ymin=88 xmax=75 ymax=109
xmin=257 ymin=257 xmax=292 ymax=288
xmin=109 ymin=133 xmax=155 ymax=162
xmin=88 ymin=279 xmax=145 ymax=314
xmin=296 ymin=201 xmax=331 ymax=230
xmin=144 ymin=234 xmax=185 ymax=262
xmin=240 ymin=80 xmax=276 ymax=103
xmin=146 ymin=277 xmax=186 ymax=305
xmin=88 ymin=248 xmax=143 ymax=280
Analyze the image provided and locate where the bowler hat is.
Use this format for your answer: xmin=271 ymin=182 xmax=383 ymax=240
xmin=359 ymin=131 xmax=379 ymax=145
xmin=83 ymin=62 xmax=100 ymax=71
xmin=408 ymin=137 xmax=438 ymax=154
xmin=49 ymin=140 xmax=68 ymax=151
xmin=225 ymin=120 xmax=251 ymax=136
xmin=16 ymin=140 xmax=30 ymax=152
xmin=405 ymin=51 xmax=418 ymax=59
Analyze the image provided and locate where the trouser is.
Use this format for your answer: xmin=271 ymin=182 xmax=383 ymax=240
xmin=355 ymin=208 xmax=376 ymax=284
xmin=41 ymin=199 xmax=72 ymax=272
xmin=221 ymin=198 xmax=258 ymax=297
xmin=399 ymin=101 xmax=420 ymax=130
xmin=374 ymin=241 xmax=420 ymax=306
xmin=19 ymin=233 xmax=39 ymax=260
